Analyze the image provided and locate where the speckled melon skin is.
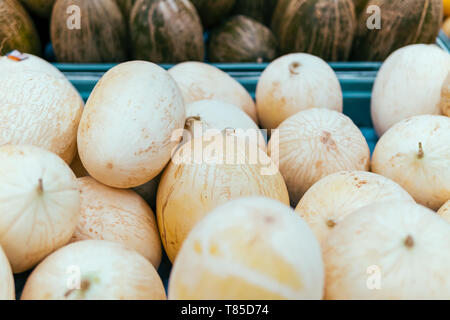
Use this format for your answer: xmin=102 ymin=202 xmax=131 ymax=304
xmin=0 ymin=0 xmax=41 ymax=56
xmin=130 ymin=0 xmax=204 ymax=63
xmin=20 ymin=0 xmax=55 ymax=18
xmin=190 ymin=0 xmax=235 ymax=28
xmin=168 ymin=197 xmax=324 ymax=300
xmin=208 ymin=15 xmax=278 ymax=63
xmin=351 ymin=0 xmax=443 ymax=61
xmin=0 ymin=70 xmax=84 ymax=164
xmin=51 ymin=0 xmax=127 ymax=63
xmin=271 ymin=0 xmax=356 ymax=61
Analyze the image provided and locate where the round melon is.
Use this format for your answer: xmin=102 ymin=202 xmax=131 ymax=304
xmin=51 ymin=0 xmax=127 ymax=63
xmin=371 ymin=115 xmax=450 ymax=210
xmin=77 ymin=61 xmax=185 ymax=189
xmin=0 ymin=0 xmax=41 ymax=56
xmin=371 ymin=44 xmax=450 ymax=136
xmin=168 ymin=197 xmax=324 ymax=300
xmin=351 ymin=0 xmax=443 ymax=61
xmin=208 ymin=15 xmax=278 ymax=63
xmin=324 ymin=201 xmax=450 ymax=300
xmin=0 ymin=66 xmax=84 ymax=164
xmin=231 ymin=0 xmax=277 ymax=24
xmin=21 ymin=240 xmax=166 ymax=300
xmin=130 ymin=0 xmax=204 ymax=63
xmin=71 ymin=177 xmax=162 ymax=268
xmin=271 ymin=0 xmax=356 ymax=61
xmin=295 ymin=171 xmax=414 ymax=246
xmin=0 ymin=246 xmax=14 ymax=300
xmin=437 ymin=200 xmax=450 ymax=223
xmin=184 ymin=99 xmax=266 ymax=151
xmin=268 ymin=109 xmax=370 ymax=206
xmin=190 ymin=0 xmax=235 ymax=28
xmin=169 ymin=62 xmax=257 ymax=123
xmin=0 ymin=145 xmax=80 ymax=273
xmin=157 ymin=133 xmax=289 ymax=262
xmin=256 ymin=53 xmax=343 ymax=131
xmin=20 ymin=0 xmax=55 ymax=17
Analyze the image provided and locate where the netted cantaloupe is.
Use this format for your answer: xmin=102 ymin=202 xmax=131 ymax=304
xmin=129 ymin=0 xmax=204 ymax=63
xmin=0 ymin=0 xmax=41 ymax=56
xmin=271 ymin=0 xmax=357 ymax=61
xmin=208 ymin=15 xmax=278 ymax=63
xmin=351 ymin=0 xmax=443 ymax=61
xmin=51 ymin=0 xmax=127 ymax=62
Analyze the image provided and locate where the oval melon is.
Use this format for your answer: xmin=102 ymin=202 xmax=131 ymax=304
xmin=271 ymin=0 xmax=356 ymax=61
xmin=20 ymin=0 xmax=55 ymax=17
xmin=351 ymin=0 xmax=443 ymax=61
xmin=190 ymin=0 xmax=235 ymax=28
xmin=51 ymin=0 xmax=127 ymax=63
xmin=0 ymin=0 xmax=41 ymax=56
xmin=130 ymin=0 xmax=204 ymax=63
xmin=168 ymin=62 xmax=258 ymax=123
xmin=208 ymin=15 xmax=278 ymax=63
xmin=231 ymin=0 xmax=277 ymax=24
xmin=77 ymin=61 xmax=186 ymax=188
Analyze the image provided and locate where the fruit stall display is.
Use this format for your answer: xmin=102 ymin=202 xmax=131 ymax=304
xmin=0 ymin=0 xmax=449 ymax=301
xmin=0 ymin=0 xmax=448 ymax=64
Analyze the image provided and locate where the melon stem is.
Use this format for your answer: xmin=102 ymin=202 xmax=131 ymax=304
xmin=417 ymin=142 xmax=424 ymax=159
xmin=184 ymin=116 xmax=201 ymax=129
xmin=326 ymin=219 xmax=337 ymax=228
xmin=404 ymin=235 xmax=414 ymax=249
xmin=289 ymin=62 xmax=301 ymax=75
xmin=37 ymin=178 xmax=44 ymax=195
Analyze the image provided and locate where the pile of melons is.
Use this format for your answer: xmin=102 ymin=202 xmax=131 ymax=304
xmin=0 ymin=41 xmax=449 ymax=300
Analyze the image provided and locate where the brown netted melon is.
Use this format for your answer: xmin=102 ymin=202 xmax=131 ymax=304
xmin=271 ymin=0 xmax=356 ymax=61
xmin=190 ymin=0 xmax=235 ymax=28
xmin=351 ymin=0 xmax=443 ymax=61
xmin=231 ymin=0 xmax=277 ymax=25
xmin=208 ymin=15 xmax=278 ymax=63
xmin=20 ymin=0 xmax=55 ymax=17
xmin=130 ymin=0 xmax=204 ymax=63
xmin=50 ymin=0 xmax=127 ymax=63
xmin=0 ymin=0 xmax=41 ymax=56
